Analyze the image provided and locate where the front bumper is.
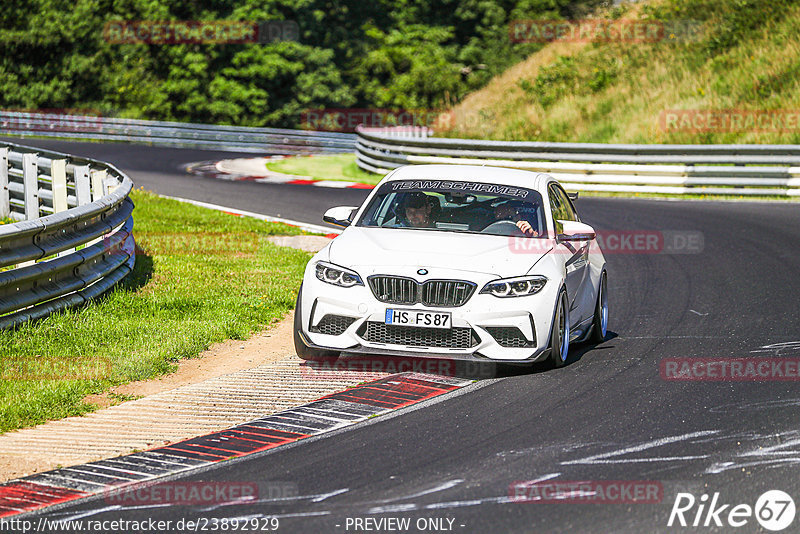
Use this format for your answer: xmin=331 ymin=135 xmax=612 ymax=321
xmin=298 ymin=330 xmax=548 ymax=363
xmin=299 ymin=266 xmax=560 ymax=363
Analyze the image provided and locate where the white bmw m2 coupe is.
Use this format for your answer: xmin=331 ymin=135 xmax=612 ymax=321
xmin=294 ymin=165 xmax=608 ymax=368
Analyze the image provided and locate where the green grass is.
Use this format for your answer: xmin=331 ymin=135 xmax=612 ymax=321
xmin=266 ymin=154 xmax=382 ymax=185
xmin=0 ymin=189 xmax=312 ymax=433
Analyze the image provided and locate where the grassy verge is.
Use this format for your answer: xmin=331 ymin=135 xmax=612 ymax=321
xmin=265 ymin=154 xmax=382 ymax=185
xmin=0 ymin=189 xmax=312 ymax=433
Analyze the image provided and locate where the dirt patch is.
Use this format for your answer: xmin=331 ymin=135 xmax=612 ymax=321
xmin=0 ymin=314 xmax=298 ymax=482
xmin=83 ymin=316 xmax=293 ymax=409
xmin=83 ymin=234 xmax=332 ymax=408
xmin=0 ymin=234 xmax=336 ymax=482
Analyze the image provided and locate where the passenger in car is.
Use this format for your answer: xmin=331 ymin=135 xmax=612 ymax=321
xmin=492 ymin=200 xmax=540 ymax=236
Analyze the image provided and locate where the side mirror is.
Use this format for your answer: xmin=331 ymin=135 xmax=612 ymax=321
xmin=567 ymin=192 xmax=579 ymax=201
xmin=323 ymin=206 xmax=358 ymax=228
xmin=557 ymin=220 xmax=596 ymax=242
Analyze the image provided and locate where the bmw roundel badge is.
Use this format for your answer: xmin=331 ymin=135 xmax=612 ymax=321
xmin=417 ymin=268 xmax=428 ymax=275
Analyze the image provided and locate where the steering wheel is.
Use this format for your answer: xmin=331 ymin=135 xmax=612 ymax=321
xmin=481 ymin=220 xmax=526 ymax=236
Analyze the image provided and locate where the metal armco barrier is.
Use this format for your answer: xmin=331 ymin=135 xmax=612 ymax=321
xmin=355 ymin=126 xmax=800 ymax=196
xmin=0 ymin=111 xmax=356 ymax=154
xmin=0 ymin=142 xmax=135 ymax=328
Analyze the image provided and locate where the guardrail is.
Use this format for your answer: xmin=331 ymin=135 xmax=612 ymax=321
xmin=0 ymin=111 xmax=356 ymax=154
xmin=355 ymin=126 xmax=800 ymax=196
xmin=0 ymin=141 xmax=135 ymax=329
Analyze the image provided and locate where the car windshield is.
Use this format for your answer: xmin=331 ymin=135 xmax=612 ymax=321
xmin=356 ymin=179 xmax=546 ymax=237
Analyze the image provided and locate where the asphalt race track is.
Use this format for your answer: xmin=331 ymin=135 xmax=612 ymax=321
xmin=0 ymin=137 xmax=362 ymax=228
xmin=7 ymin=139 xmax=800 ymax=532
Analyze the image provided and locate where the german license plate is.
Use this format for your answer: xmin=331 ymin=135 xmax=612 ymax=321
xmin=385 ymin=309 xmax=451 ymax=329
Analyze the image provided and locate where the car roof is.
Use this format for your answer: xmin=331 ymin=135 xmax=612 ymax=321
xmin=384 ymin=164 xmax=555 ymax=193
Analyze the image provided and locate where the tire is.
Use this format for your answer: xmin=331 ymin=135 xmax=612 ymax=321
xmin=589 ymin=271 xmax=608 ymax=343
xmin=547 ymin=290 xmax=570 ymax=368
xmin=293 ymin=285 xmax=339 ymax=362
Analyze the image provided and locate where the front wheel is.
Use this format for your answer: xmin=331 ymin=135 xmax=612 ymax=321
xmin=589 ymin=271 xmax=608 ymax=343
xmin=293 ymin=285 xmax=339 ymax=362
xmin=547 ymin=290 xmax=570 ymax=368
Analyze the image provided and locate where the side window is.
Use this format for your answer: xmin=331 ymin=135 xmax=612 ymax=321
xmin=362 ymin=192 xmax=397 ymax=226
xmin=554 ymin=185 xmax=578 ymax=222
xmin=548 ymin=184 xmax=566 ymax=235
xmin=375 ymin=193 xmax=395 ymax=226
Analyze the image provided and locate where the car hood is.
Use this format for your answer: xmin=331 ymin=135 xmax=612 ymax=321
xmin=327 ymin=227 xmax=551 ymax=278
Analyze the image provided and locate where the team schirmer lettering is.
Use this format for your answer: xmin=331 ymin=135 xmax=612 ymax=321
xmin=392 ymin=180 xmax=529 ymax=198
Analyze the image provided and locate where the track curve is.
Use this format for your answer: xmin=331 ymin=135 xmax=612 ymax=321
xmin=6 ymin=138 xmax=800 ymax=533
xmin=0 ymin=137 xmax=368 ymax=228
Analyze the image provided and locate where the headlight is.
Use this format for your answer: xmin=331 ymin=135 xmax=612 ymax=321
xmin=315 ymin=261 xmax=364 ymax=288
xmin=480 ymin=275 xmax=547 ymax=297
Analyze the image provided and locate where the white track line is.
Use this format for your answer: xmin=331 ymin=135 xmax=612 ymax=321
xmin=157 ymin=195 xmax=341 ymax=235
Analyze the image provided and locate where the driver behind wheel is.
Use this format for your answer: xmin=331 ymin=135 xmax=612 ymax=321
xmin=492 ymin=200 xmax=539 ymax=236
xmin=400 ymin=192 xmax=438 ymax=228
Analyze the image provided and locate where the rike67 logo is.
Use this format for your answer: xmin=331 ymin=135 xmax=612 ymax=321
xmin=668 ymin=490 xmax=796 ymax=531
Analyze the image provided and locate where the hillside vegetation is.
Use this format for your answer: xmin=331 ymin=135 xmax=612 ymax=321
xmin=0 ymin=0 xmax=602 ymax=128
xmin=441 ymin=0 xmax=800 ymax=144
